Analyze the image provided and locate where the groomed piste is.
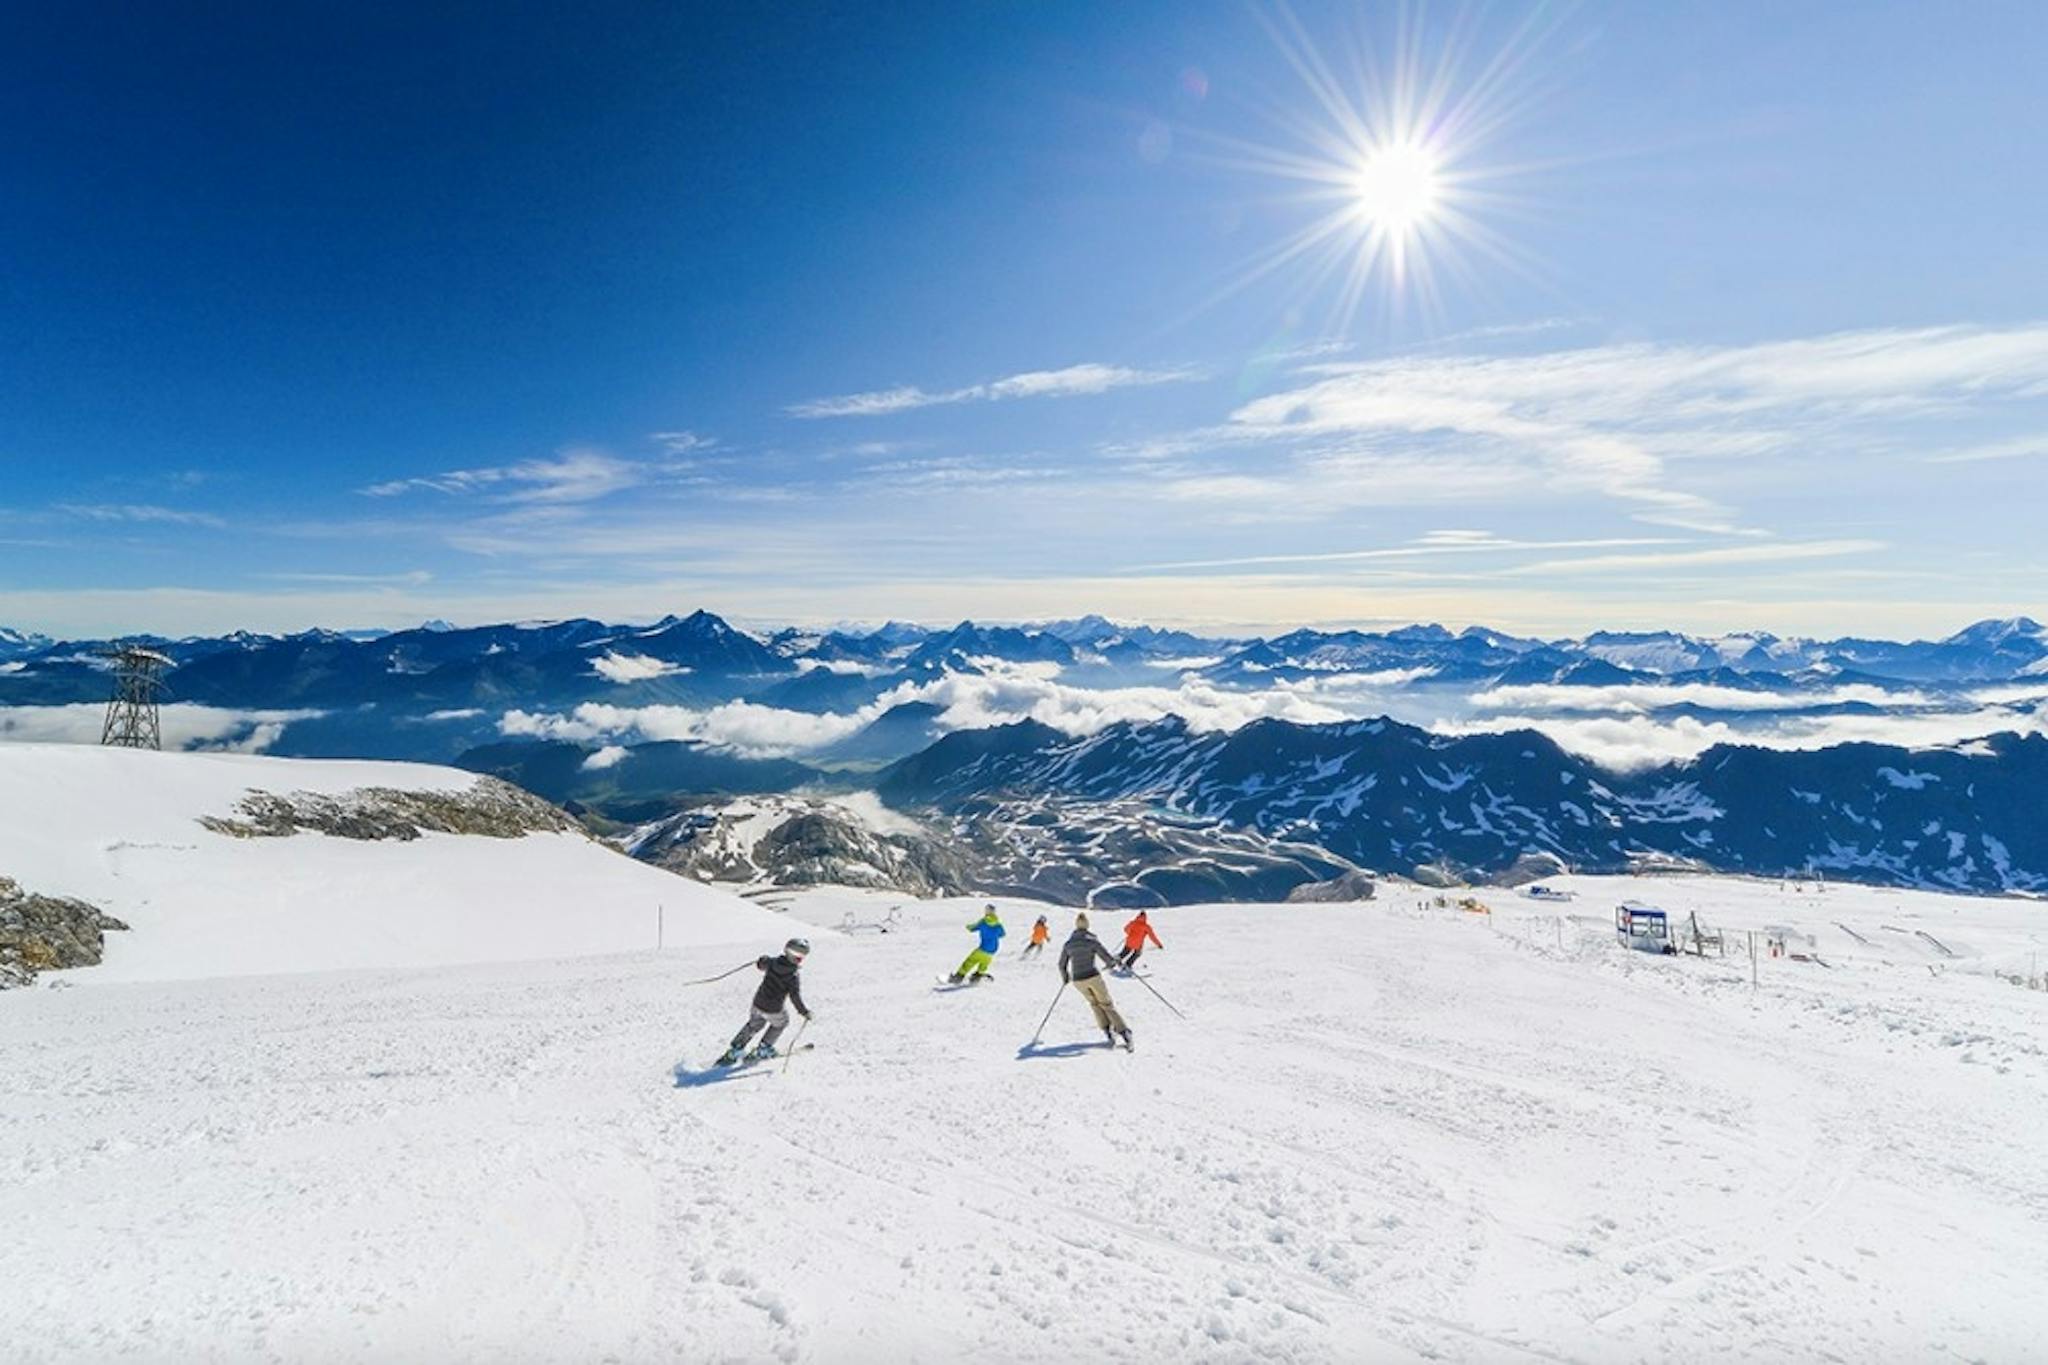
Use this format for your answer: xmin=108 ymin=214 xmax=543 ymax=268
xmin=3 ymin=746 xmax=2046 ymax=1361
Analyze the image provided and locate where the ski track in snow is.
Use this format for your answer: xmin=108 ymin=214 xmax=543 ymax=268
xmin=5 ymin=881 xmax=2048 ymax=1362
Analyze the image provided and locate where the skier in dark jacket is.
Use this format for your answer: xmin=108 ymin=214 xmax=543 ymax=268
xmin=1060 ymin=912 xmax=1131 ymax=1049
xmin=716 ymin=937 xmax=813 ymax=1065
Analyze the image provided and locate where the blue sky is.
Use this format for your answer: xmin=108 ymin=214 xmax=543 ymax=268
xmin=3 ymin=1 xmax=2045 ymax=639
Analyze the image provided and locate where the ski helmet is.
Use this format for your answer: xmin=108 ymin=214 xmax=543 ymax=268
xmin=785 ymin=937 xmax=811 ymax=958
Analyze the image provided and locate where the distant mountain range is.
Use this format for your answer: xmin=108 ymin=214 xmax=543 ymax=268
xmin=876 ymin=715 xmax=2048 ymax=894
xmin=4 ymin=607 xmax=2044 ymax=897
xmin=3 ymin=609 xmax=2044 ymax=719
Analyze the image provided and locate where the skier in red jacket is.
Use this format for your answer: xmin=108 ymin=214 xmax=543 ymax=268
xmin=1116 ymin=911 xmax=1161 ymax=970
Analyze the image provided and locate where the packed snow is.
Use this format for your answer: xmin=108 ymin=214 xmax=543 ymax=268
xmin=5 ymin=848 xmax=2047 ymax=1360
xmin=0 ymin=744 xmax=782 ymax=980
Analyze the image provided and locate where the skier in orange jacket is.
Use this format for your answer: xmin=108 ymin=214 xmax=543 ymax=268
xmin=1116 ymin=911 xmax=1162 ymax=970
xmin=1021 ymin=914 xmax=1051 ymax=959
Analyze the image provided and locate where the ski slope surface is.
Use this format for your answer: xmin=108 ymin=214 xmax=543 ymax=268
xmin=0 ymin=743 xmax=781 ymax=979
xmin=5 ymin=864 xmax=2047 ymax=1362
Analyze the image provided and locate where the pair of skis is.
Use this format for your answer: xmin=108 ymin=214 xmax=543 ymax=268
xmin=934 ymin=973 xmax=994 ymax=991
xmin=711 ymin=1041 xmax=815 ymax=1071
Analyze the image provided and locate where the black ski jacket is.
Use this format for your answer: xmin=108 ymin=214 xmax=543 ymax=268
xmin=1059 ymin=930 xmax=1117 ymax=984
xmin=752 ymin=954 xmax=809 ymax=1016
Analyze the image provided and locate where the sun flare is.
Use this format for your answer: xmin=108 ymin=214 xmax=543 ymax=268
xmin=1198 ymin=5 xmax=1559 ymax=330
xmin=1351 ymin=142 xmax=1441 ymax=235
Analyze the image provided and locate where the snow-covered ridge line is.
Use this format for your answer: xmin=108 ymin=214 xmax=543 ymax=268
xmin=0 ymin=745 xmax=786 ymax=983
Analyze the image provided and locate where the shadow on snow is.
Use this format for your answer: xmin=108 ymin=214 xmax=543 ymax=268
xmin=1014 ymin=1041 xmax=1116 ymax=1062
xmin=670 ymin=1063 xmax=776 ymax=1090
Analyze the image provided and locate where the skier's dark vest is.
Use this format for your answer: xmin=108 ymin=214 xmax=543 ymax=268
xmin=1060 ymin=930 xmax=1115 ymax=982
xmin=752 ymin=954 xmax=806 ymax=1015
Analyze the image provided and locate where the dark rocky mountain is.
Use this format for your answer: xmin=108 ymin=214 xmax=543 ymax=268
xmin=904 ymin=622 xmax=1077 ymax=669
xmin=607 ymin=610 xmax=794 ymax=675
xmin=1036 ymin=615 xmax=1222 ymax=658
xmin=0 ymin=629 xmax=53 ymax=662
xmin=624 ymin=797 xmax=976 ymax=896
xmin=815 ymin=701 xmax=949 ymax=766
xmin=621 ymin=791 xmax=1363 ymax=907
xmin=877 ymin=715 xmax=2048 ymax=894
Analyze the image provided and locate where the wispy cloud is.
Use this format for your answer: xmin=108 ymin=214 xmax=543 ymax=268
xmin=56 ymin=503 xmax=227 ymax=528
xmin=788 ymin=362 xmax=1200 ymax=418
xmin=648 ymin=430 xmax=717 ymax=455
xmin=0 ymin=703 xmax=318 ymax=752
xmin=259 ymin=570 xmax=435 ymax=586
xmin=863 ymin=456 xmax=1068 ymax=490
xmin=1504 ymin=539 xmax=1885 ymax=577
xmin=1140 ymin=531 xmax=1682 ymax=572
xmin=361 ymin=449 xmax=642 ymax=504
xmin=1928 ymin=434 xmax=2048 ymax=464
xmin=1214 ymin=322 xmax=2048 ymax=532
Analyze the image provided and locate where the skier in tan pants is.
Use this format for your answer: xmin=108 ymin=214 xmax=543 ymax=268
xmin=1059 ymin=912 xmax=1131 ymax=1049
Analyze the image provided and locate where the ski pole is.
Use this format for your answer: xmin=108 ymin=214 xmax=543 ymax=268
xmin=781 ymin=1017 xmax=810 ymax=1075
xmin=1029 ymin=981 xmax=1066 ymax=1046
xmin=681 ymin=961 xmax=755 ymax=988
xmin=1126 ymin=970 xmax=1186 ymax=1021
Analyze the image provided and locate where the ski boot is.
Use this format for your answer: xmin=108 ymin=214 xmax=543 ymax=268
xmin=1119 ymin=1028 xmax=1134 ymax=1051
xmin=715 ymin=1046 xmax=742 ymax=1067
xmin=746 ymin=1043 xmax=778 ymax=1063
xmin=1102 ymin=1028 xmax=1117 ymax=1047
xmin=971 ymin=972 xmax=991 ymax=985
xmin=947 ymin=973 xmax=965 ymax=985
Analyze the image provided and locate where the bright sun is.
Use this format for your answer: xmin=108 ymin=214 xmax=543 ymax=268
xmin=1352 ymin=143 xmax=1441 ymax=234
xmin=1208 ymin=6 xmax=1556 ymax=328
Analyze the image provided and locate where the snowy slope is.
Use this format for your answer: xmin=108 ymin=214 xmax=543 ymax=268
xmin=0 ymin=744 xmax=784 ymax=981
xmin=4 ymin=875 xmax=2045 ymax=1361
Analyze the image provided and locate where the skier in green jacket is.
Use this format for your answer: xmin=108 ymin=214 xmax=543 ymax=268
xmin=948 ymin=904 xmax=1006 ymax=983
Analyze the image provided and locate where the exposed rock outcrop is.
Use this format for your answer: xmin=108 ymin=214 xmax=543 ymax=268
xmin=201 ymin=778 xmax=578 ymax=842
xmin=628 ymin=793 xmax=1364 ymax=908
xmin=627 ymin=797 xmax=975 ymax=896
xmin=0 ymin=877 xmax=128 ymax=987
xmin=1286 ymin=870 xmax=1379 ymax=903
xmin=1480 ymin=851 xmax=1571 ymax=888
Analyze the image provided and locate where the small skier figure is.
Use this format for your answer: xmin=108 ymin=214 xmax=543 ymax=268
xmin=716 ymin=937 xmax=813 ymax=1066
xmin=1061 ymin=912 xmax=1131 ymax=1049
xmin=950 ymin=904 xmax=1006 ymax=983
xmin=1020 ymin=914 xmax=1051 ymax=959
xmin=1116 ymin=910 xmax=1162 ymax=970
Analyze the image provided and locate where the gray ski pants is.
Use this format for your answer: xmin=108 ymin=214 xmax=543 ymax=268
xmin=730 ymin=1005 xmax=790 ymax=1051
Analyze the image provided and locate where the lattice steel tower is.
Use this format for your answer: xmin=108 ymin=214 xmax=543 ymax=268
xmin=99 ymin=646 xmax=173 ymax=749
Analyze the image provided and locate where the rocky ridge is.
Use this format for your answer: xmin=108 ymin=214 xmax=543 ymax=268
xmin=0 ymin=876 xmax=128 ymax=987
xmin=200 ymin=777 xmax=579 ymax=841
